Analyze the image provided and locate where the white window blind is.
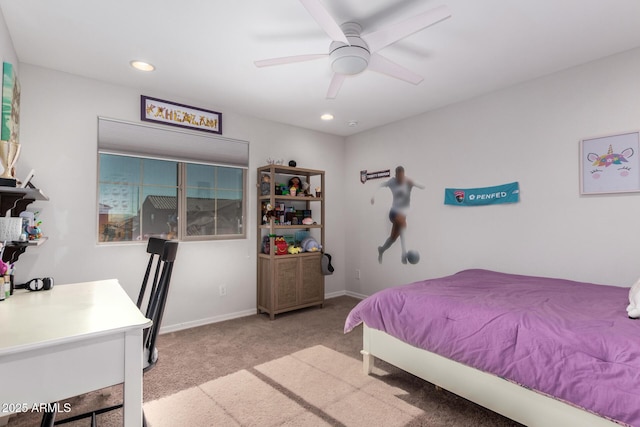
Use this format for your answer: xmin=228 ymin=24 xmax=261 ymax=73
xmin=97 ymin=117 xmax=249 ymax=168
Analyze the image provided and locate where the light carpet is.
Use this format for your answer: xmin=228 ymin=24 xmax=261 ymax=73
xmin=144 ymin=345 xmax=423 ymax=427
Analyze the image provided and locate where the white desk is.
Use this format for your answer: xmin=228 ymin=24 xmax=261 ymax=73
xmin=0 ymin=280 xmax=152 ymax=426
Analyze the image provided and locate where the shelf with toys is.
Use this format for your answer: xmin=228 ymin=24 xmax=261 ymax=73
xmin=256 ymin=164 xmax=325 ymax=319
xmin=0 ymin=187 xmax=48 ymax=264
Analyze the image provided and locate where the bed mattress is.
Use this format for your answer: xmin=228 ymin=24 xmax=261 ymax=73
xmin=344 ymin=269 xmax=640 ymax=426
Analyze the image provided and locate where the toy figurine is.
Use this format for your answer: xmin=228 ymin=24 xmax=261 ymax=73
xmin=260 ymin=174 xmax=271 ymax=195
xmin=301 ymin=181 xmax=310 ymax=196
xmin=262 ymin=203 xmax=275 ymax=224
xmin=27 ymin=211 xmax=42 ymax=240
xmin=28 ymin=225 xmax=42 ymax=240
xmin=288 ymin=176 xmax=311 ymax=196
xmin=288 ymin=177 xmax=301 ymax=193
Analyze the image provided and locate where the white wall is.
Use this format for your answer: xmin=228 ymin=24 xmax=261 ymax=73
xmin=345 ymin=47 xmax=640 ymax=297
xmin=6 ymin=2 xmax=640 ymax=327
xmin=0 ymin=6 xmax=17 ymax=72
xmin=14 ymin=64 xmax=346 ymax=331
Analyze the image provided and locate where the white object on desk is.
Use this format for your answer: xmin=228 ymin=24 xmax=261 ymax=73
xmin=0 ymin=280 xmax=152 ymax=426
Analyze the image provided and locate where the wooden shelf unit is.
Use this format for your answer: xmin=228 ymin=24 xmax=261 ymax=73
xmin=256 ymin=165 xmax=325 ymax=319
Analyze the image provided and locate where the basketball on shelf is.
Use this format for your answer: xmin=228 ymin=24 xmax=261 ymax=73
xmin=407 ymin=250 xmax=420 ymax=264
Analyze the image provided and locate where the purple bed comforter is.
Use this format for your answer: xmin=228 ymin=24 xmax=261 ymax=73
xmin=344 ymin=269 xmax=640 ymax=426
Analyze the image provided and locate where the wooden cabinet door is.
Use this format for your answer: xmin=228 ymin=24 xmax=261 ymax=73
xmin=299 ymin=255 xmax=324 ymax=304
xmin=275 ymin=257 xmax=299 ymax=309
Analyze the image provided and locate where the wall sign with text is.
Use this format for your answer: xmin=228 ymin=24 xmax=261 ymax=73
xmin=444 ymin=182 xmax=520 ymax=206
xmin=141 ymin=95 xmax=222 ymax=134
xmin=360 ymin=169 xmax=390 ymax=183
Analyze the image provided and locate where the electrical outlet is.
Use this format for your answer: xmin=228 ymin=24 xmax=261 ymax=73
xmin=355 ymin=269 xmax=361 ymax=280
xmin=219 ymin=285 xmax=227 ymax=296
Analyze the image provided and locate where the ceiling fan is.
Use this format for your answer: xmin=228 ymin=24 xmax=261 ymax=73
xmin=254 ymin=0 xmax=451 ymax=99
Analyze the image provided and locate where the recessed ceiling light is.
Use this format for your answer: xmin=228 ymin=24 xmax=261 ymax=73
xmin=347 ymin=120 xmax=358 ymax=127
xmin=320 ymin=113 xmax=334 ymax=121
xmin=130 ymin=60 xmax=155 ymax=72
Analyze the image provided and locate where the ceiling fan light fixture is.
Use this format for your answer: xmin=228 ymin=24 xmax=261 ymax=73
xmin=254 ymin=6 xmax=451 ymax=99
xmin=331 ymin=53 xmax=368 ymax=75
xmin=330 ymin=37 xmax=370 ymax=76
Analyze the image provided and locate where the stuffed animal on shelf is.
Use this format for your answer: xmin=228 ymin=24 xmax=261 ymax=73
xmin=287 ymin=245 xmax=302 ymax=254
xmin=260 ymin=174 xmax=271 ymax=195
xmin=301 ymin=181 xmax=310 ymax=196
xmin=627 ymin=277 xmax=640 ymax=319
xmin=300 ymin=236 xmax=322 ymax=252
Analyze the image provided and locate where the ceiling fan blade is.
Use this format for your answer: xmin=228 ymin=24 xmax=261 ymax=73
xmin=326 ymin=73 xmax=346 ymax=99
xmin=299 ymin=0 xmax=349 ymax=44
xmin=368 ymin=53 xmax=424 ymax=85
xmin=254 ymin=54 xmax=327 ymax=68
xmin=363 ymin=5 xmax=451 ymax=53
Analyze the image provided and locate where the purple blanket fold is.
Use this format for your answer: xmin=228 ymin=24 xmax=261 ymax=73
xmin=345 ymin=269 xmax=640 ymax=426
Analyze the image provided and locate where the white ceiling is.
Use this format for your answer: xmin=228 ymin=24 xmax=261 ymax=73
xmin=2 ymin=0 xmax=640 ymax=136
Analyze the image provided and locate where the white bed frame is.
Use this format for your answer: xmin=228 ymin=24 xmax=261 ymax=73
xmin=361 ymin=325 xmax=620 ymax=427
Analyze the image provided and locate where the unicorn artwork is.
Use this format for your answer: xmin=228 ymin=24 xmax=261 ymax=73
xmin=587 ymin=144 xmax=634 ymax=178
xmin=583 ymin=143 xmax=639 ymax=193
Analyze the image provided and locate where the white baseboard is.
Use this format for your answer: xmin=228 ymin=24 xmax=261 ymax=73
xmin=159 ymin=292 xmax=364 ymax=334
xmin=160 ymin=308 xmax=257 ymax=334
xmin=325 ymin=290 xmax=369 ymax=300
xmin=345 ymin=290 xmax=368 ymax=300
xmin=324 ymin=290 xmax=347 ymax=299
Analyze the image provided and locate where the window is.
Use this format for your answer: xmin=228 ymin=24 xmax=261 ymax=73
xmin=97 ymin=117 xmax=248 ymax=243
xmin=185 ymin=163 xmax=244 ymax=237
xmin=97 ymin=117 xmax=249 ymax=243
xmin=98 ymin=153 xmax=246 ymax=242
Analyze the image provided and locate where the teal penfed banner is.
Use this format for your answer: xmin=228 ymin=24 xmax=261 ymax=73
xmin=444 ymin=182 xmax=520 ymax=206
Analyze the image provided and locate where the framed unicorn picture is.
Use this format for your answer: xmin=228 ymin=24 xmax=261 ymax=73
xmin=580 ymin=131 xmax=640 ymax=195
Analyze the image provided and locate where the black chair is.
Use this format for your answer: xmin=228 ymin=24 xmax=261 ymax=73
xmin=41 ymin=238 xmax=179 ymax=427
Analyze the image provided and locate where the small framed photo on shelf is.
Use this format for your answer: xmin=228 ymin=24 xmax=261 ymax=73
xmin=19 ymin=169 xmax=35 ymax=188
xmin=580 ymin=131 xmax=640 ymax=195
